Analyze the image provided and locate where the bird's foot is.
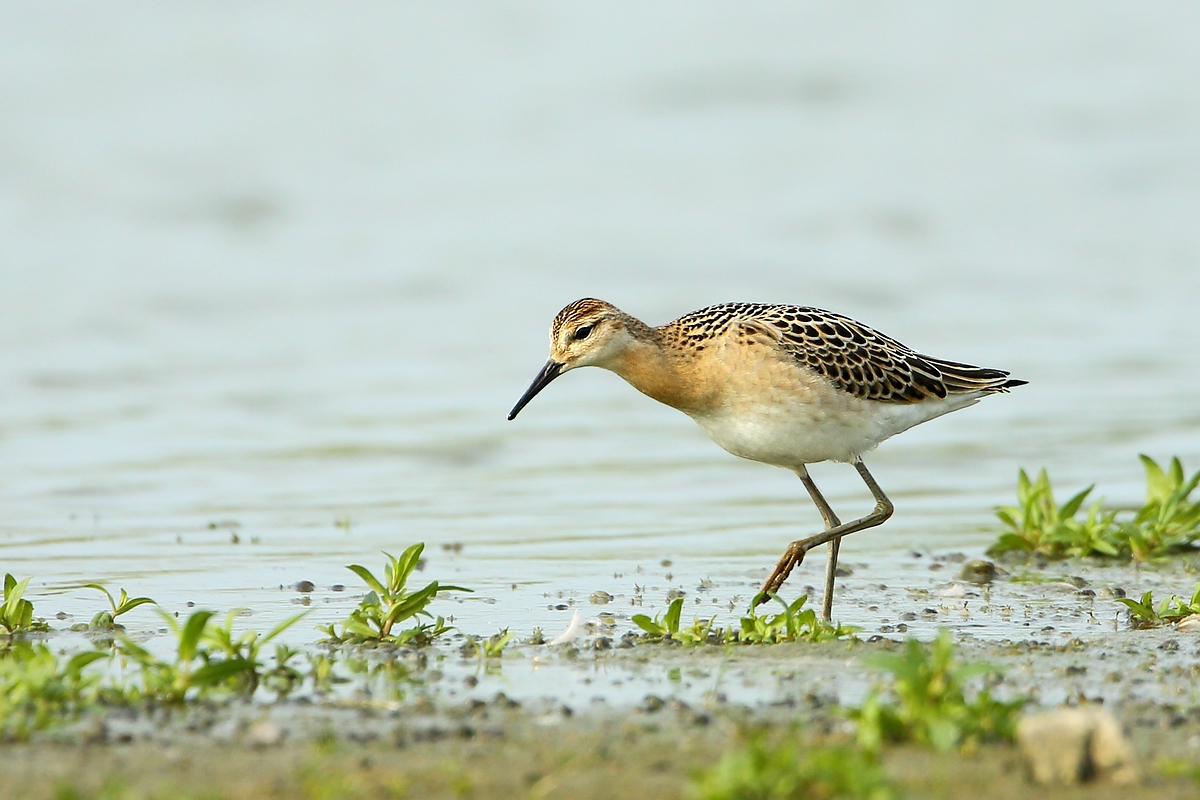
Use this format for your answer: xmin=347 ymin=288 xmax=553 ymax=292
xmin=754 ymin=542 xmax=808 ymax=606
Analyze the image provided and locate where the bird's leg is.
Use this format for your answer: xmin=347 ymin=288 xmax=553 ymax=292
xmin=756 ymin=460 xmax=894 ymax=614
xmin=795 ymin=470 xmax=844 ymax=623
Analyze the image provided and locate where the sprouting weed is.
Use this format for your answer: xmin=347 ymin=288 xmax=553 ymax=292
xmin=688 ymin=729 xmax=895 ymax=800
xmin=1117 ymin=585 xmax=1200 ymax=628
xmin=0 ymin=643 xmax=108 ymax=739
xmin=475 ymin=628 xmax=514 ymax=658
xmin=262 ymin=644 xmax=306 ymax=696
xmin=201 ymin=609 xmax=309 ymax=694
xmin=1125 ymin=456 xmax=1200 ymax=560
xmin=633 ymin=595 xmax=854 ymax=645
xmin=115 ymin=609 xmax=263 ymax=703
xmin=318 ymin=543 xmax=469 ymax=646
xmin=853 ymin=630 xmax=1024 ymax=754
xmin=735 ymin=594 xmax=857 ymax=644
xmin=988 ymin=456 xmax=1200 ymax=562
xmin=988 ymin=469 xmax=1119 ymax=559
xmin=1 ymin=574 xmax=51 ymax=636
xmin=81 ymin=584 xmax=156 ymax=631
xmin=632 ymin=597 xmax=684 ymax=642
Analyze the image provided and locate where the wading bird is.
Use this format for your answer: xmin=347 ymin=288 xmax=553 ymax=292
xmin=508 ymin=299 xmax=1024 ymax=620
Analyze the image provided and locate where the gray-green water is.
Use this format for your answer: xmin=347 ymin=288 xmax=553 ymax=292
xmin=2 ymin=3 xmax=1199 ymax=682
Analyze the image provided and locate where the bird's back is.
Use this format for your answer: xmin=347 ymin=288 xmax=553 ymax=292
xmin=660 ymin=303 xmax=1025 ymax=405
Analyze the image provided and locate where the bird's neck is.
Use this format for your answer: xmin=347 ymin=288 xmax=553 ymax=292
xmin=605 ymin=327 xmax=711 ymax=413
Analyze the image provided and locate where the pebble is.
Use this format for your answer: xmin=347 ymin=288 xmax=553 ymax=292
xmin=246 ymin=721 xmax=283 ymax=747
xmin=1017 ymin=707 xmax=1137 ymax=785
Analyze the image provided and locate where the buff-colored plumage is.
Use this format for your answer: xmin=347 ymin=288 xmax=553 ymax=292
xmin=510 ymin=298 xmax=1025 ymax=618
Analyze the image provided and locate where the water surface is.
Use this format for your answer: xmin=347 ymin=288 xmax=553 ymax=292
xmin=1 ymin=4 xmax=1199 ymax=664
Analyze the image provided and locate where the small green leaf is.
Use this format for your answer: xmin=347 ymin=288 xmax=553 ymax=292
xmin=178 ymin=610 xmax=215 ymax=661
xmin=345 ymin=565 xmax=387 ymax=597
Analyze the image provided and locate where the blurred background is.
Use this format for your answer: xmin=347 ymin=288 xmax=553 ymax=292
xmin=1 ymin=3 xmax=1198 ymax=637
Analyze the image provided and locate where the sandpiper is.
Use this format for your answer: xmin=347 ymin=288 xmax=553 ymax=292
xmin=508 ymin=299 xmax=1025 ymax=620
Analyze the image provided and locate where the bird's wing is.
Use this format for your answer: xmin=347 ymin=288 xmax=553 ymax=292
xmin=749 ymin=306 xmax=1018 ymax=404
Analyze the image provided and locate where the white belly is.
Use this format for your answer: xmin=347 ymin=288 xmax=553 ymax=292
xmin=688 ymin=390 xmax=982 ymax=468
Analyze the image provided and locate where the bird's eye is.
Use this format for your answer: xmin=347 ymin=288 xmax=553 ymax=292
xmin=573 ymin=325 xmax=593 ymax=340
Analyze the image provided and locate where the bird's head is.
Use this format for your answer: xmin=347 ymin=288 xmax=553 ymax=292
xmin=508 ymin=298 xmax=636 ymax=420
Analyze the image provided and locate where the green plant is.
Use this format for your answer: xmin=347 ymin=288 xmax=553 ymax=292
xmin=319 ymin=543 xmax=469 ymax=646
xmin=82 ymin=584 xmax=156 ymax=631
xmin=116 ymin=610 xmax=263 ymax=702
xmin=736 ymin=594 xmax=856 ymax=644
xmin=988 ymin=457 xmax=1200 ymax=562
xmin=472 ymin=628 xmax=514 ymax=658
xmin=202 ymin=609 xmax=308 ymax=693
xmin=1 ymin=574 xmax=51 ymax=636
xmin=688 ymin=730 xmax=894 ymax=800
xmin=1117 ymin=586 xmax=1200 ymax=628
xmin=988 ymin=469 xmax=1119 ymax=559
xmin=0 ymin=643 xmax=108 ymax=739
xmin=632 ymin=597 xmax=686 ymax=641
xmin=854 ymin=630 xmax=1024 ymax=753
xmin=262 ymin=644 xmax=306 ymax=696
xmin=633 ymin=595 xmax=853 ymax=645
xmin=1124 ymin=456 xmax=1200 ymax=560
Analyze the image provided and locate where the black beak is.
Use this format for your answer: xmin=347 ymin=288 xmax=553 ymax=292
xmin=508 ymin=360 xmax=564 ymax=420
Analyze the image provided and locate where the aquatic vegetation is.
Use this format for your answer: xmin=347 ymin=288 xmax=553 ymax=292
xmin=319 ymin=543 xmax=469 ymax=646
xmin=201 ymin=609 xmax=309 ymax=693
xmin=854 ymin=630 xmax=1024 ymax=754
xmin=688 ymin=730 xmax=895 ymax=800
xmin=634 ymin=595 xmax=854 ymax=645
xmin=0 ymin=642 xmax=107 ymax=739
xmin=1117 ymin=585 xmax=1200 ymax=629
xmin=1124 ymin=456 xmax=1200 ymax=560
xmin=470 ymin=628 xmax=514 ymax=658
xmin=81 ymin=584 xmax=156 ymax=631
xmin=988 ymin=456 xmax=1200 ymax=561
xmin=1 ymin=574 xmax=51 ymax=636
xmin=988 ymin=469 xmax=1119 ymax=559
xmin=633 ymin=597 xmax=688 ymax=642
xmin=632 ymin=597 xmax=720 ymax=644
xmin=116 ymin=609 xmax=276 ymax=702
xmin=735 ymin=594 xmax=857 ymax=644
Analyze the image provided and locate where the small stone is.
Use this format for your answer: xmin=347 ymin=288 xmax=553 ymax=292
xmin=246 ymin=721 xmax=283 ymax=747
xmin=958 ymin=560 xmax=998 ymax=585
xmin=640 ymin=695 xmax=666 ymax=713
xmin=834 ymin=565 xmax=853 ymax=577
xmin=1176 ymin=615 xmax=1200 ymax=632
xmin=589 ymin=591 xmax=613 ymax=605
xmin=1017 ymin=707 xmax=1137 ymax=785
xmin=294 ymin=580 xmax=315 ymax=593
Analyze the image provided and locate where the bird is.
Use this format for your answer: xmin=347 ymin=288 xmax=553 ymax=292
xmin=507 ymin=298 xmax=1025 ymax=620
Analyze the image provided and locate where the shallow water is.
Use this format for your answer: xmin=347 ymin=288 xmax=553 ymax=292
xmin=2 ymin=4 xmax=1200 ymax=678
